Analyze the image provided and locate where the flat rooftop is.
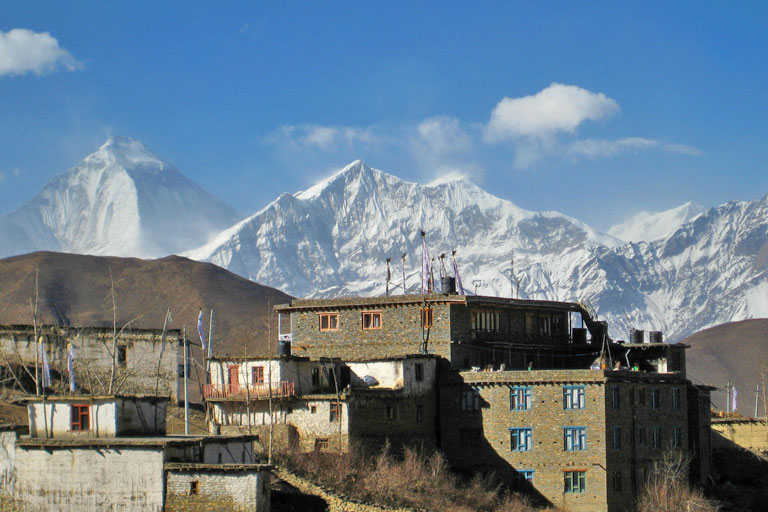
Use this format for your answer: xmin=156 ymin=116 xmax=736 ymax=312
xmin=17 ymin=434 xmax=258 ymax=448
xmin=457 ymin=368 xmax=689 ymax=385
xmin=277 ymin=294 xmax=585 ymax=312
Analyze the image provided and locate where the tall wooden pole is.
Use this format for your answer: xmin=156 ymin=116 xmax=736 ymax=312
xmin=184 ymin=325 xmax=189 ymax=435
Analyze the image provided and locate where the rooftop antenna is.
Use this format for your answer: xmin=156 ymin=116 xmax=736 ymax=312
xmin=401 ymin=253 xmax=407 ymax=294
xmin=430 ymin=256 xmax=436 ymax=293
xmin=420 ymin=230 xmax=430 ymax=294
xmin=385 ymin=258 xmax=392 ymax=297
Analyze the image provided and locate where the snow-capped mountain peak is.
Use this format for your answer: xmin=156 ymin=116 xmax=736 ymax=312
xmin=87 ymin=136 xmax=166 ymax=171
xmin=608 ymin=201 xmax=706 ymax=243
xmin=0 ymin=137 xmax=241 ymax=259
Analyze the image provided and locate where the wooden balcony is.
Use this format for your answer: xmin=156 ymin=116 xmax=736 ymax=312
xmin=203 ymin=381 xmax=297 ymax=400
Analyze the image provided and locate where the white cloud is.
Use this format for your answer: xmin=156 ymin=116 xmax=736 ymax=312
xmin=567 ymin=137 xmax=702 ymax=159
xmin=416 ymin=116 xmax=472 ymax=155
xmin=663 ymin=143 xmax=702 ymax=156
xmin=0 ymin=28 xmax=81 ymax=77
xmin=567 ymin=137 xmax=659 ymax=158
xmin=265 ymin=124 xmax=378 ymax=150
xmin=485 ymin=83 xmax=620 ymax=142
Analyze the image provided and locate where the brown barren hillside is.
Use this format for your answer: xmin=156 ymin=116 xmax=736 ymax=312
xmin=682 ymin=318 xmax=768 ymax=416
xmin=0 ymin=251 xmax=292 ymax=357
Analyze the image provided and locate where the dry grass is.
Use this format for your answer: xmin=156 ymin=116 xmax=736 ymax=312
xmin=637 ymin=450 xmax=720 ymax=512
xmin=275 ymin=443 xmax=555 ymax=512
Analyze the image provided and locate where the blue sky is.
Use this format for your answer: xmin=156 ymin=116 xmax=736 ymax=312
xmin=1 ymin=2 xmax=767 ymax=230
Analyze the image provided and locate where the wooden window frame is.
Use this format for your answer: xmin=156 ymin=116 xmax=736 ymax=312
xmin=421 ymin=308 xmax=433 ymax=328
xmin=117 ymin=346 xmax=127 ymax=366
xmin=252 ymin=366 xmax=265 ymax=385
xmin=362 ymin=311 xmax=382 ymax=330
xmin=330 ymin=402 xmax=342 ymax=422
xmin=319 ymin=312 xmax=339 ymax=332
xmin=71 ymin=404 xmax=90 ymax=432
xmin=189 ymin=481 xmax=199 ymax=496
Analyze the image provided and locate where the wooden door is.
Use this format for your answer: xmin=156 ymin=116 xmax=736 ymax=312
xmin=228 ymin=365 xmax=240 ymax=394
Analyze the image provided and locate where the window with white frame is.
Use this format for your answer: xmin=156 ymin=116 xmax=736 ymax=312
xmin=563 ymin=385 xmax=585 ymax=409
xmin=564 ymin=427 xmax=587 ymax=451
xmin=510 ymin=386 xmax=532 ymax=411
xmin=509 ymin=428 xmax=532 ymax=452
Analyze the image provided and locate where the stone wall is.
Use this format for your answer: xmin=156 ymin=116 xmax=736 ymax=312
xmin=165 ymin=466 xmax=271 ymax=512
xmin=439 ymin=369 xmax=697 ymax=512
xmin=348 ymin=390 xmax=436 ymax=452
xmin=712 ymin=418 xmax=768 ymax=452
xmin=440 ymin=370 xmax=609 ymax=512
xmin=289 ymin=302 xmax=454 ymax=360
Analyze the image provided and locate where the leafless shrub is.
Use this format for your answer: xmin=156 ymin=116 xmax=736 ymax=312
xmin=638 ymin=450 xmax=720 ymax=512
xmin=275 ymin=443 xmax=557 ymax=512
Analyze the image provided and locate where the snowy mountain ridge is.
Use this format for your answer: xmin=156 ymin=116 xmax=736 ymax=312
xmin=3 ymin=140 xmax=767 ymax=345
xmin=186 ymin=159 xmax=768 ymax=342
xmin=608 ymin=201 xmax=706 ymax=242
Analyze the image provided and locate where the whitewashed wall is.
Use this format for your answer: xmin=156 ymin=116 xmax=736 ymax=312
xmin=211 ymin=400 xmax=349 ymax=437
xmin=12 ymin=446 xmax=165 ymax=511
xmin=28 ymin=401 xmax=116 ymax=438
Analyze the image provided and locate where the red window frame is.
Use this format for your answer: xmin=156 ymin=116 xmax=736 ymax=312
xmin=362 ymin=311 xmax=382 ymax=330
xmin=319 ymin=313 xmax=339 ymax=331
xmin=252 ymin=366 xmax=265 ymax=384
xmin=71 ymin=404 xmax=90 ymax=432
xmin=330 ymin=402 xmax=342 ymax=422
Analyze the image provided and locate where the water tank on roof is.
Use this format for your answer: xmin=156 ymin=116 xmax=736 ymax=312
xmin=649 ymin=331 xmax=663 ymax=344
xmin=572 ymin=328 xmax=587 ymax=344
xmin=630 ymin=329 xmax=644 ymax=344
xmin=591 ymin=321 xmax=608 ymax=343
xmin=441 ymin=276 xmax=456 ymax=294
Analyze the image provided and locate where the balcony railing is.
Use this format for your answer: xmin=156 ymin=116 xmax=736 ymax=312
xmin=203 ymin=381 xmax=297 ymax=400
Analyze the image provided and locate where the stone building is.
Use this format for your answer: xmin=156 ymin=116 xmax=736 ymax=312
xmin=0 ymin=395 xmax=271 ymax=511
xmin=439 ymin=368 xmax=711 ymax=512
xmin=205 ymin=354 xmax=437 ymax=452
xmin=273 ymin=293 xmax=713 ymax=512
xmin=0 ymin=324 xmax=180 ymax=401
